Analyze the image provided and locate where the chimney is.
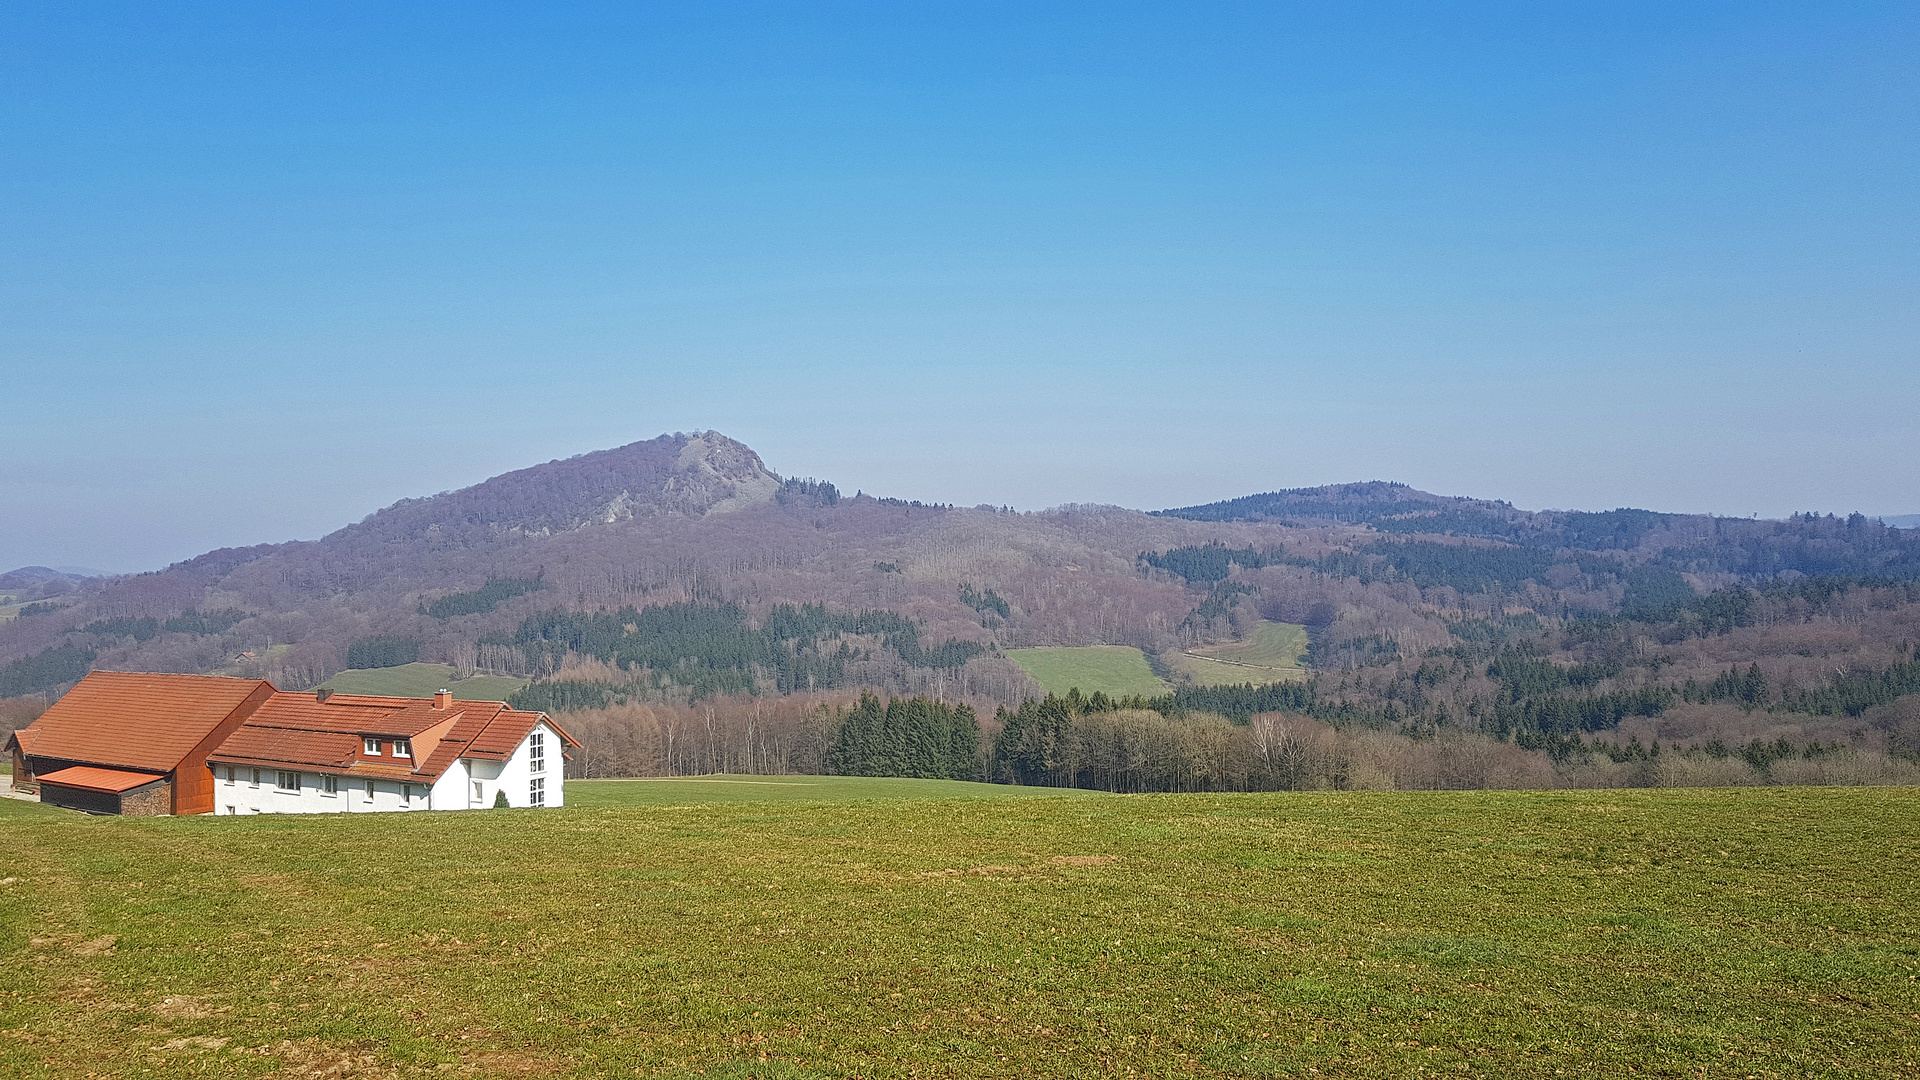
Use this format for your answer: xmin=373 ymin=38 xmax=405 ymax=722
xmin=315 ymin=688 xmax=334 ymax=703
xmin=433 ymin=689 xmax=452 ymax=710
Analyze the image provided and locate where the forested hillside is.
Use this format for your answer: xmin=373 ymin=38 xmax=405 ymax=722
xmin=4 ymin=432 xmax=1919 ymax=789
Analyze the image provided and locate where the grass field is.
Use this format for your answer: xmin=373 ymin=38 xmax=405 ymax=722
xmin=2 ymin=785 xmax=1916 ymax=1078
xmin=1166 ymin=621 xmax=1310 ymax=687
xmin=568 ymin=775 xmax=1098 ymax=808
xmin=1007 ymin=645 xmax=1171 ymax=698
xmin=314 ymin=662 xmax=530 ymax=701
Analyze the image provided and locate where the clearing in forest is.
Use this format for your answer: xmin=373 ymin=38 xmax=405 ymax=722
xmin=313 ymin=661 xmax=529 ymax=700
xmin=3 ymin=786 xmax=1915 ymax=1078
xmin=1007 ymin=645 xmax=1170 ymax=697
xmin=1166 ymin=619 xmax=1310 ymax=686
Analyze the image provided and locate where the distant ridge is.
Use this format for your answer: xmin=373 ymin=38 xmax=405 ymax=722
xmin=1883 ymin=514 xmax=1920 ymax=529
xmin=1156 ymin=481 xmax=1500 ymax=526
xmin=1155 ymin=482 xmax=1687 ymax=550
xmin=0 ymin=567 xmax=96 ymax=590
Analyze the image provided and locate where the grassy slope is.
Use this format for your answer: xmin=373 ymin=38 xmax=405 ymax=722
xmin=1007 ymin=645 xmax=1171 ymax=698
xmin=1168 ymin=621 xmax=1310 ymax=687
xmin=314 ymin=662 xmax=529 ymax=700
xmin=2 ymin=787 xmax=1916 ymax=1078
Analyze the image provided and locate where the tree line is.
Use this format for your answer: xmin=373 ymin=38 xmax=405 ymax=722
xmin=500 ymin=601 xmax=985 ymax=703
xmin=421 ymin=575 xmax=543 ymax=619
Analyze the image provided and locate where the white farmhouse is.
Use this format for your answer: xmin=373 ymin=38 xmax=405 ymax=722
xmin=205 ymin=688 xmax=577 ymax=815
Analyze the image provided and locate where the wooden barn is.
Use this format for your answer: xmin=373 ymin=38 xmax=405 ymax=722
xmin=7 ymin=672 xmax=275 ymax=815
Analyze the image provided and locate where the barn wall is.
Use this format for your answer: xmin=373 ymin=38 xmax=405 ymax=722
xmin=119 ymin=781 xmax=173 ymax=816
xmin=175 ymin=681 xmax=277 ymax=815
xmin=40 ymin=783 xmax=120 ymax=815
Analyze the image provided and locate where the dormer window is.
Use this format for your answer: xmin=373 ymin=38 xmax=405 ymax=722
xmin=364 ymin=738 xmax=381 ymax=756
xmin=393 ymin=739 xmax=412 ymax=759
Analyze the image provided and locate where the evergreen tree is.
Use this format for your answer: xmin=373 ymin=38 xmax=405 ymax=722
xmin=826 ymin=692 xmax=980 ymax=779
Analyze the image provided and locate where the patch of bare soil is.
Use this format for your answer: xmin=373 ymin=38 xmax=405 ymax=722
xmin=156 ymin=1035 xmax=230 ymax=1051
xmin=460 ymin=1048 xmax=563 ymax=1075
xmin=261 ymin=1039 xmax=400 ymax=1079
xmin=71 ymin=934 xmax=117 ymax=956
xmin=153 ymin=994 xmax=229 ymax=1020
xmin=919 ymin=865 xmax=1021 ymax=877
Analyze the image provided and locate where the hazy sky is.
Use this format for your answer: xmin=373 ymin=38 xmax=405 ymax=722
xmin=4 ymin=2 xmax=1917 ymax=572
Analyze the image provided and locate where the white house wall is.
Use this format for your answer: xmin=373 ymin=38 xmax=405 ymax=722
xmin=210 ymin=768 xmax=431 ymax=815
xmin=207 ymin=721 xmax=563 ymax=815
xmin=428 ymin=758 xmax=472 ymax=811
xmin=489 ymin=721 xmax=565 ymax=808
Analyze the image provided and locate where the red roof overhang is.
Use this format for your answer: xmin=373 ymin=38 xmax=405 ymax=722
xmin=36 ymin=765 xmax=168 ymax=793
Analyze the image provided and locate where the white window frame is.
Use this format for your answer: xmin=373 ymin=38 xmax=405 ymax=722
xmin=321 ymin=775 xmax=338 ymax=797
xmin=363 ymin=779 xmax=375 ymax=802
xmin=249 ymin=768 xmax=261 ymax=788
xmin=364 ymin=738 xmax=381 ymax=756
xmin=276 ymin=770 xmax=300 ymax=792
xmin=223 ymin=765 xmax=234 ymax=785
xmin=528 ymin=730 xmax=546 ymax=775
xmin=393 ymin=739 xmax=412 ymax=759
xmin=472 ymin=780 xmax=484 ymax=805
xmin=529 ymin=776 xmax=545 ymax=807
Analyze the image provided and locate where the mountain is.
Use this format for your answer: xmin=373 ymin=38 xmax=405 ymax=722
xmin=1883 ymin=514 xmax=1920 ymax=529
xmin=0 ymin=567 xmax=94 ymax=589
xmin=326 ymin=431 xmax=783 ymax=549
xmin=1161 ymin=484 xmax=1920 ymax=576
xmin=5 ymin=431 xmax=1920 ymax=779
xmin=0 ymin=566 xmax=102 ymax=606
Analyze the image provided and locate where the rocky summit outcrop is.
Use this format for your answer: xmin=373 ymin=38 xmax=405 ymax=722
xmin=324 ymin=432 xmax=782 ymax=549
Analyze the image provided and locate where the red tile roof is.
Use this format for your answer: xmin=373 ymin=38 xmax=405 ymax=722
xmin=208 ymin=690 xmax=576 ymax=781
xmin=35 ymin=765 xmax=168 ymax=793
xmin=240 ymin=695 xmax=478 ymax=736
xmin=462 ymin=708 xmax=573 ymax=759
xmin=8 ymin=672 xmax=273 ymax=773
xmin=212 ymin=724 xmax=360 ymax=771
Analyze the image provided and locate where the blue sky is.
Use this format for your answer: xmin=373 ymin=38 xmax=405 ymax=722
xmin=3 ymin=2 xmax=1916 ymax=572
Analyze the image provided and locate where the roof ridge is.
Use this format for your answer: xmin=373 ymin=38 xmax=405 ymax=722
xmin=90 ymin=670 xmax=274 ymax=684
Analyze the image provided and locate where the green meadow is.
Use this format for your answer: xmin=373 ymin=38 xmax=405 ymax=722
xmin=567 ymin=775 xmax=1096 ymax=808
xmin=1166 ymin=621 xmax=1311 ymax=688
xmin=1 ymin=784 xmax=1916 ymax=1078
xmin=1007 ymin=645 xmax=1171 ymax=698
xmin=314 ymin=661 xmax=530 ymax=701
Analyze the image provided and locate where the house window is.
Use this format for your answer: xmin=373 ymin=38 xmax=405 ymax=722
xmin=223 ymin=766 xmax=235 ymax=785
xmin=364 ymin=738 xmax=381 ymax=755
xmin=225 ymin=805 xmax=235 ymax=816
xmin=364 ymin=779 xmax=375 ymax=802
xmin=402 ymin=784 xmax=413 ymax=805
xmin=276 ymin=771 xmax=300 ymax=792
xmin=528 ymin=731 xmax=545 ymax=775
xmin=472 ymin=780 xmax=484 ymax=804
xmin=249 ymin=768 xmax=261 ymax=788
xmin=393 ymin=739 xmax=412 ymax=759
xmin=529 ymin=777 xmax=546 ymax=807
xmin=321 ymin=775 xmax=338 ymax=796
